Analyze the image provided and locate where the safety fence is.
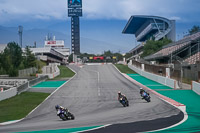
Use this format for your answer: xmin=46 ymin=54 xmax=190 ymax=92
xmin=192 ymin=81 xmax=200 ymax=95
xmin=128 ymin=65 xmax=179 ymax=89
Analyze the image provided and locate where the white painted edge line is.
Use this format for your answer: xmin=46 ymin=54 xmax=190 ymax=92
xmin=112 ymin=64 xmax=124 ymax=76
xmin=87 ymin=69 xmax=100 ymax=96
xmin=0 ymin=119 xmax=22 ymax=126
xmin=72 ymin=124 xmax=112 ymax=133
xmin=146 ymin=104 xmax=188 ymax=133
xmin=0 ymin=66 xmax=77 ymax=126
xmin=112 ymin=64 xmax=188 ymax=132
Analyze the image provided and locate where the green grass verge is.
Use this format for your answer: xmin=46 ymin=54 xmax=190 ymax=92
xmin=115 ymin=64 xmax=136 ymax=74
xmin=53 ymin=65 xmax=75 ymax=80
xmin=0 ymin=92 xmax=50 ymax=123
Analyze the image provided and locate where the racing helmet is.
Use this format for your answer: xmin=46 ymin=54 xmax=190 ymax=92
xmin=118 ymin=91 xmax=121 ymax=95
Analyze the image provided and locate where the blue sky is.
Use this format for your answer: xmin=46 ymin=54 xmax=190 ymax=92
xmin=0 ymin=0 xmax=200 ymax=53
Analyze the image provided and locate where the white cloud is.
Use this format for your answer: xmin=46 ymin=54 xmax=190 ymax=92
xmin=0 ymin=0 xmax=200 ymax=23
xmin=169 ymin=16 xmax=181 ymax=21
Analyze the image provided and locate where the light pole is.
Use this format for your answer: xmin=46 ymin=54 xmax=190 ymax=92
xmin=176 ymin=58 xmax=183 ymax=89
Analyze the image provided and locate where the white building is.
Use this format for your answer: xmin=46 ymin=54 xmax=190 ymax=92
xmin=23 ymin=36 xmax=70 ymax=64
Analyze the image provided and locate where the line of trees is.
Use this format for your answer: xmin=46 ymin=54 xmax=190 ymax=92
xmin=0 ymin=42 xmax=37 ymax=77
xmin=141 ymin=38 xmax=172 ymax=57
xmin=188 ymin=25 xmax=200 ymax=34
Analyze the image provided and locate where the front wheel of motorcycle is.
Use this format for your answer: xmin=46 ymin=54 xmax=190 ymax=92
xmin=60 ymin=114 xmax=67 ymax=121
xmin=71 ymin=114 xmax=75 ymax=120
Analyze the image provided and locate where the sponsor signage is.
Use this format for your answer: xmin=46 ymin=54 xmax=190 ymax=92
xmin=68 ymin=0 xmax=82 ymax=8
xmin=47 ymin=41 xmax=56 ymax=44
xmin=45 ymin=40 xmax=64 ymax=46
xmin=68 ymin=8 xmax=82 ymax=17
xmin=94 ymin=56 xmax=104 ymax=60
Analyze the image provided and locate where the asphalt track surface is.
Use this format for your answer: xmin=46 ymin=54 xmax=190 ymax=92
xmin=0 ymin=64 xmax=183 ymax=133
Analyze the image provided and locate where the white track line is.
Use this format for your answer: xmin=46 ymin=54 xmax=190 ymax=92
xmin=72 ymin=124 xmax=111 ymax=133
xmin=87 ymin=70 xmax=100 ymax=96
xmin=0 ymin=66 xmax=77 ymax=126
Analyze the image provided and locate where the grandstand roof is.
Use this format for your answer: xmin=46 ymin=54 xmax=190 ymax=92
xmin=123 ymin=15 xmax=171 ymax=34
xmin=122 ymin=15 xmax=175 ymax=42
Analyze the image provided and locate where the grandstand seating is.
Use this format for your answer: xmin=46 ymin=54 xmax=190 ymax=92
xmin=154 ymin=42 xmax=189 ymax=56
xmin=153 ymin=32 xmax=200 ymax=57
xmin=184 ymin=52 xmax=200 ymax=64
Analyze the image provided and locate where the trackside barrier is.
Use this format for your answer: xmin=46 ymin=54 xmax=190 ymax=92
xmin=0 ymin=75 xmax=48 ymax=101
xmin=192 ymin=81 xmax=200 ymax=95
xmin=0 ymin=87 xmax=17 ymax=101
xmin=29 ymin=76 xmax=48 ymax=87
xmin=128 ymin=65 xmax=179 ymax=89
xmin=122 ymin=73 xmax=186 ymax=112
xmin=37 ymin=63 xmax=60 ymax=79
xmin=17 ymin=82 xmax=29 ymax=93
xmin=17 ymin=76 xmax=48 ymax=93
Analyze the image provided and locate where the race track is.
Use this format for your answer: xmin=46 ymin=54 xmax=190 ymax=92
xmin=0 ymin=64 xmax=183 ymax=133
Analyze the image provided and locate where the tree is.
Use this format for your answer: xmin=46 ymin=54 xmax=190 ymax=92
xmin=113 ymin=52 xmax=123 ymax=61
xmin=68 ymin=54 xmax=73 ymax=63
xmin=0 ymin=52 xmax=6 ymax=75
xmin=124 ymin=53 xmax=132 ymax=59
xmin=141 ymin=38 xmax=172 ymax=57
xmin=24 ymin=46 xmax=36 ymax=68
xmin=103 ymin=50 xmax=113 ymax=56
xmin=188 ymin=25 xmax=200 ymax=34
xmin=1 ymin=42 xmax=23 ymax=76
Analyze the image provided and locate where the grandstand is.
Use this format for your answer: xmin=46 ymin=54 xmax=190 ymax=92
xmin=144 ymin=32 xmax=200 ymax=65
xmin=123 ymin=15 xmax=176 ymax=60
xmin=25 ymin=47 xmax=69 ymax=64
xmin=22 ymin=35 xmax=70 ymax=64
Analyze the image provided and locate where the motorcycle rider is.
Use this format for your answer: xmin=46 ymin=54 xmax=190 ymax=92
xmin=55 ymin=105 xmax=68 ymax=113
xmin=140 ymin=88 xmax=149 ymax=99
xmin=118 ymin=91 xmax=127 ymax=101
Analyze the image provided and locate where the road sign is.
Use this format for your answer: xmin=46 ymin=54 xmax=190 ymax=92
xmin=68 ymin=0 xmax=82 ymax=8
xmin=68 ymin=8 xmax=82 ymax=17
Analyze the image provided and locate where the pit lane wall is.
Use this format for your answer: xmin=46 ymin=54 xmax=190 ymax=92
xmin=192 ymin=81 xmax=200 ymax=95
xmin=128 ymin=64 xmax=179 ymax=89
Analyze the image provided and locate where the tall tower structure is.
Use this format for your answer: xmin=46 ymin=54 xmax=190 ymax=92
xmin=18 ymin=26 xmax=23 ymax=47
xmin=68 ymin=0 xmax=82 ymax=60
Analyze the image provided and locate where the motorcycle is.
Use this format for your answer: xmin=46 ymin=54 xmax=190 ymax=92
xmin=119 ymin=97 xmax=129 ymax=107
xmin=57 ymin=109 xmax=75 ymax=121
xmin=141 ymin=92 xmax=151 ymax=102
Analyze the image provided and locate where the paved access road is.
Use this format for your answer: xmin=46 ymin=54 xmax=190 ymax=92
xmin=0 ymin=64 xmax=182 ymax=133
